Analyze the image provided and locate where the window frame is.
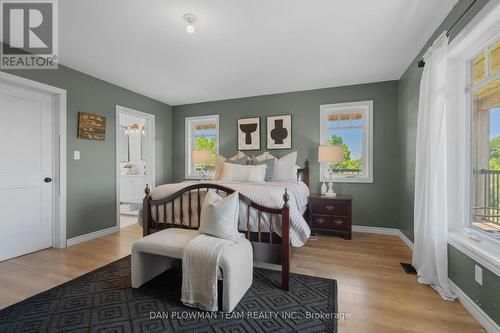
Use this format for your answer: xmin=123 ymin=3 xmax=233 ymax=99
xmin=445 ymin=2 xmax=500 ymax=273
xmin=468 ymin=39 xmax=500 ymax=239
xmin=185 ymin=114 xmax=219 ymax=179
xmin=319 ymin=100 xmax=373 ymax=183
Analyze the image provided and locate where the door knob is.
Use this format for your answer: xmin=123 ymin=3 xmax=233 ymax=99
xmin=44 ymin=177 xmax=52 ymax=183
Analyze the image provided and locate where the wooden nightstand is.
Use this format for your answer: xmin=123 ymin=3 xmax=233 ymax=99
xmin=308 ymin=193 xmax=353 ymax=239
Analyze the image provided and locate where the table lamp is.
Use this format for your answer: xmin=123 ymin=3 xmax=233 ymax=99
xmin=318 ymin=145 xmax=344 ymax=197
xmin=192 ymin=149 xmax=212 ymax=179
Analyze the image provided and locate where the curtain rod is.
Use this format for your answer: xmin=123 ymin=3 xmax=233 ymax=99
xmin=417 ymin=0 xmax=479 ymax=68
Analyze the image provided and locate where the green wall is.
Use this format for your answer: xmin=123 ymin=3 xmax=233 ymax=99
xmin=173 ymin=81 xmax=400 ymax=229
xmin=1 ymin=65 xmax=172 ymax=238
xmin=448 ymin=245 xmax=500 ymax=325
xmin=397 ymin=0 xmax=499 ymax=326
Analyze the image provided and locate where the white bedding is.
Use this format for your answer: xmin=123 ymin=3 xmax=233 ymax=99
xmin=138 ymin=180 xmax=310 ymax=247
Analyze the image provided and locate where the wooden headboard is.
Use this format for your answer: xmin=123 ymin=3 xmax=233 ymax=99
xmin=297 ymin=159 xmax=310 ymax=187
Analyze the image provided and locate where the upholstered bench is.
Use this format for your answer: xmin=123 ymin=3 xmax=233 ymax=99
xmin=131 ymin=228 xmax=253 ymax=312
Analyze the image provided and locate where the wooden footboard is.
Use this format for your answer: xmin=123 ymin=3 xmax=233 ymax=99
xmin=142 ymin=183 xmax=291 ymax=291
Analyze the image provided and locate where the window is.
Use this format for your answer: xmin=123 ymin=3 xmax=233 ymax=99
xmin=185 ymin=115 xmax=219 ymax=179
xmin=445 ymin=8 xmax=500 ymax=271
xmin=319 ymin=101 xmax=373 ymax=183
xmin=471 ymin=40 xmax=500 ymax=236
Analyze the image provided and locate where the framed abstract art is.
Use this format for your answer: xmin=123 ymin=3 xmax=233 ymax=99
xmin=237 ymin=117 xmax=261 ymax=150
xmin=267 ymin=115 xmax=292 ymax=149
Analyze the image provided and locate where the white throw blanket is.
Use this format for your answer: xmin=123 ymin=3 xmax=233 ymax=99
xmin=181 ymin=234 xmax=233 ymax=311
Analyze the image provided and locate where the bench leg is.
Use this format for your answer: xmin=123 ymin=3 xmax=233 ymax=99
xmin=220 ymin=240 xmax=254 ymax=312
xmin=132 ymin=251 xmax=173 ymax=288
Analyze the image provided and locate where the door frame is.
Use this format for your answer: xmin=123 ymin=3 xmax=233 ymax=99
xmin=0 ymin=71 xmax=67 ymax=249
xmin=115 ymin=105 xmax=155 ymax=228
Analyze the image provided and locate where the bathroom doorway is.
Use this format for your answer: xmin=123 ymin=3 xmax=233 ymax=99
xmin=116 ymin=105 xmax=155 ymax=228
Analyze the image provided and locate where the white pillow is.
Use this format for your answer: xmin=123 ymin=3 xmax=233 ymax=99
xmin=254 ymin=151 xmax=276 ymax=162
xmin=231 ymin=151 xmax=247 ymax=161
xmin=213 ymin=152 xmax=247 ymax=180
xmin=199 ymin=190 xmax=240 ymax=242
xmin=272 ymin=151 xmax=298 ymax=182
xmin=221 ymin=163 xmax=267 ymax=182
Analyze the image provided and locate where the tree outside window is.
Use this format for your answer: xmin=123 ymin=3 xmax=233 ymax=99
xmin=328 ymin=134 xmax=362 ymax=174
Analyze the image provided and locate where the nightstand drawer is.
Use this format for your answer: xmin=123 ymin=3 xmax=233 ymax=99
xmin=309 ymin=200 xmax=349 ymax=216
xmin=308 ymin=193 xmax=352 ymax=239
xmin=311 ymin=215 xmax=350 ymax=231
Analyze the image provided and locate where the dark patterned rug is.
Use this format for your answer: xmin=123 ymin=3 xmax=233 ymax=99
xmin=0 ymin=256 xmax=337 ymax=333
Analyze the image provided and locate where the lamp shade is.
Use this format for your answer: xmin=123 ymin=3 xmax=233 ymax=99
xmin=192 ymin=149 xmax=212 ymax=164
xmin=318 ymin=145 xmax=344 ymax=163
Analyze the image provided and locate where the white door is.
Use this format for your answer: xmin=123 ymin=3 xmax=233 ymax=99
xmin=0 ymin=81 xmax=53 ymax=261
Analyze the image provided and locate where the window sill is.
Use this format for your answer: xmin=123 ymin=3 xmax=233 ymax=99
xmin=448 ymin=230 xmax=500 ymax=277
xmin=319 ymin=177 xmax=373 ymax=184
xmin=185 ymin=175 xmax=199 ymax=179
xmin=185 ymin=175 xmax=213 ymax=180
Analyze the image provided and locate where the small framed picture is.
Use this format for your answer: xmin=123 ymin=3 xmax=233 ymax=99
xmin=77 ymin=112 xmax=106 ymax=140
xmin=237 ymin=117 xmax=261 ymax=150
xmin=267 ymin=115 xmax=292 ymax=149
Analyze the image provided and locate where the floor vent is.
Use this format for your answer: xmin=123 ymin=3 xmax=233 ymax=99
xmin=400 ymin=262 xmax=417 ymax=275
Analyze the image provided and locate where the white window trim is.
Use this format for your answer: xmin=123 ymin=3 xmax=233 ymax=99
xmin=447 ymin=0 xmax=500 ymax=273
xmin=319 ymin=100 xmax=373 ymax=183
xmin=449 ymin=231 xmax=500 ymax=277
xmin=185 ymin=114 xmax=219 ymax=179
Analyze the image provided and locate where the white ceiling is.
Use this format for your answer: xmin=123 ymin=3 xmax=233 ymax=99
xmin=59 ymin=0 xmax=457 ymax=105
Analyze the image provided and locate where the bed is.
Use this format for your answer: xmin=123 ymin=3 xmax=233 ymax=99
xmin=141 ymin=160 xmax=310 ymax=290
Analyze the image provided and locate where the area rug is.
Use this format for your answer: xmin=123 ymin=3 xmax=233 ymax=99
xmin=0 ymin=256 xmax=338 ymax=332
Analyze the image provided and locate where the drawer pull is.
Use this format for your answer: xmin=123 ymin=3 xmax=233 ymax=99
xmin=316 ymin=218 xmax=325 ymax=224
xmin=325 ymin=204 xmax=334 ymax=211
xmin=335 ymin=219 xmax=343 ymax=225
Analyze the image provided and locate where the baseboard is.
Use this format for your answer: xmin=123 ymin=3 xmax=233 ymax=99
xmin=352 ymin=225 xmax=400 ymax=235
xmin=67 ymin=225 xmax=120 ymax=247
xmin=448 ymin=279 xmax=500 ymax=333
xmin=397 ymin=230 xmax=414 ymax=251
xmin=352 ymin=225 xmax=414 ymax=251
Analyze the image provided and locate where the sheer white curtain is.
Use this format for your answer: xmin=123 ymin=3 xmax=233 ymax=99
xmin=412 ymin=32 xmax=455 ymax=301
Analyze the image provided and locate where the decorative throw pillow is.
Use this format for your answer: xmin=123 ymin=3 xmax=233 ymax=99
xmin=226 ymin=157 xmax=248 ymax=165
xmin=254 ymin=151 xmax=276 ymax=162
xmin=213 ymin=152 xmax=248 ymax=180
xmin=221 ymin=163 xmax=267 ymax=182
xmin=272 ymin=151 xmax=298 ymax=182
xmin=231 ymin=151 xmax=247 ymax=161
xmin=251 ymin=156 xmax=276 ymax=181
xmin=199 ymin=190 xmax=240 ymax=242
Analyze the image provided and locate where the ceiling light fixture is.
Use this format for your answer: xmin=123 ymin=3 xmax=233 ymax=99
xmin=183 ymin=13 xmax=197 ymax=34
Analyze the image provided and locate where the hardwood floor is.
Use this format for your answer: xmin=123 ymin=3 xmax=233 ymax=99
xmin=121 ymin=213 xmax=140 ymax=228
xmin=0 ymin=225 xmax=485 ymax=333
xmin=293 ymin=233 xmax=485 ymax=333
xmin=0 ymin=225 xmax=140 ymax=310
